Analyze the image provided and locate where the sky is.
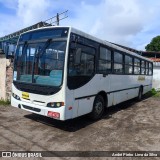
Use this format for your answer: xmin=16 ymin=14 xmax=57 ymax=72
xmin=0 ymin=0 xmax=160 ymax=50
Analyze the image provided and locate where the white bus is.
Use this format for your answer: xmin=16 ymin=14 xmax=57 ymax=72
xmin=11 ymin=26 xmax=153 ymax=120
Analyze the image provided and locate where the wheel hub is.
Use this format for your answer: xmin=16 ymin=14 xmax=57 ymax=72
xmin=95 ymin=102 xmax=103 ymax=115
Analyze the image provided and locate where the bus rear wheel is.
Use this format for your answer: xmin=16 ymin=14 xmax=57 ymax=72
xmin=89 ymin=95 xmax=104 ymax=120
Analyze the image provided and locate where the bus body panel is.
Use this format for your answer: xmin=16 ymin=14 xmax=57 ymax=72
xmin=71 ymin=74 xmax=110 ymax=117
xmin=109 ymin=74 xmax=152 ymax=105
xmin=68 ymin=73 xmax=152 ymax=117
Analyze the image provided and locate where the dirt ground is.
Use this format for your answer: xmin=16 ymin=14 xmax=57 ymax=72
xmin=0 ymin=96 xmax=160 ymax=160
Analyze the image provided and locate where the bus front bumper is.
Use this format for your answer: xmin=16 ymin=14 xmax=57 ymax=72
xmin=11 ymin=96 xmax=67 ymax=121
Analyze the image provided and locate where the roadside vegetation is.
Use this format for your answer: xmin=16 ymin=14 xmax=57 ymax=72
xmin=145 ymin=88 xmax=160 ymax=98
xmin=0 ymin=99 xmax=11 ymax=106
xmin=153 ymin=91 xmax=160 ymax=97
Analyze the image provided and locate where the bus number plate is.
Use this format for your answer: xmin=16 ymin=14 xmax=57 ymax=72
xmin=22 ymin=92 xmax=30 ymax=100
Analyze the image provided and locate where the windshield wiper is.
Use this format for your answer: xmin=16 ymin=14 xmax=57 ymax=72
xmin=22 ymin=41 xmax=28 ymax=53
xmin=32 ymin=48 xmax=38 ymax=83
xmin=37 ymin=38 xmax=52 ymax=58
xmin=32 ymin=38 xmax=52 ymax=83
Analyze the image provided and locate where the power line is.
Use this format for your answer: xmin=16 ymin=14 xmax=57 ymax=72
xmin=0 ymin=10 xmax=68 ymax=42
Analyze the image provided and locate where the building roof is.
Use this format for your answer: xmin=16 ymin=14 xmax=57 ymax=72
xmin=148 ymin=57 xmax=160 ymax=62
xmin=0 ymin=22 xmax=51 ymax=43
xmin=143 ymin=51 xmax=160 ymax=54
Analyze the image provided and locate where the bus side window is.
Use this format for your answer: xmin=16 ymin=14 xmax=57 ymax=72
xmin=80 ymin=52 xmax=94 ymax=75
xmin=149 ymin=62 xmax=153 ymax=75
xmin=125 ymin=55 xmax=133 ymax=74
xmin=134 ymin=58 xmax=140 ymax=74
xmin=114 ymin=51 xmax=123 ymax=74
xmin=98 ymin=47 xmax=112 ymax=74
xmin=69 ymin=43 xmax=95 ymax=76
xmin=141 ymin=60 xmax=146 ymax=75
xmin=146 ymin=62 xmax=149 ymax=75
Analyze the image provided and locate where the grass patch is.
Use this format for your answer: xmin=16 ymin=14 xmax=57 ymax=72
xmin=0 ymin=99 xmax=11 ymax=106
xmin=145 ymin=88 xmax=160 ymax=98
xmin=153 ymin=91 xmax=160 ymax=97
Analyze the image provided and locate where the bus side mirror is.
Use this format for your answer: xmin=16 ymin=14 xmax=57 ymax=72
xmin=7 ymin=52 xmax=14 ymax=59
xmin=6 ymin=44 xmax=15 ymax=59
xmin=6 ymin=51 xmax=15 ymax=59
xmin=75 ymin=48 xmax=81 ymax=64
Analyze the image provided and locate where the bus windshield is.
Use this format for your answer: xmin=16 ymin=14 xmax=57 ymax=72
xmin=14 ymin=41 xmax=66 ymax=87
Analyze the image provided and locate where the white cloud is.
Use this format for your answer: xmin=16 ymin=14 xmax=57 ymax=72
xmin=1 ymin=0 xmax=160 ymax=50
xmin=0 ymin=0 xmax=53 ymax=36
xmin=17 ymin=0 xmax=50 ymax=26
xmin=62 ymin=0 xmax=160 ymax=50
xmin=67 ymin=0 xmax=159 ymax=50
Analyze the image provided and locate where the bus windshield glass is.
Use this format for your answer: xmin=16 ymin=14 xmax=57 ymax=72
xmin=14 ymin=40 xmax=66 ymax=87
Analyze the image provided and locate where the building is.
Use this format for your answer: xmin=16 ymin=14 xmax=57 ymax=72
xmin=0 ymin=54 xmax=13 ymax=100
xmin=142 ymin=52 xmax=160 ymax=90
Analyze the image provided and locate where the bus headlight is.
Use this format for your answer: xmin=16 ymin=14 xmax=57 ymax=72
xmin=12 ymin=93 xmax=21 ymax=100
xmin=47 ymin=102 xmax=64 ymax=108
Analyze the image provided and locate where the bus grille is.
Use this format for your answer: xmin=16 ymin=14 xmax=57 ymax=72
xmin=22 ymin=105 xmax=41 ymax=112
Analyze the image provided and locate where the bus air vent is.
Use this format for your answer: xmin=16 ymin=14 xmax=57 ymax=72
xmin=23 ymin=105 xmax=41 ymax=112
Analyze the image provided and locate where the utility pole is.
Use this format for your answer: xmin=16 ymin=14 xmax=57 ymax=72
xmin=44 ymin=10 xmax=68 ymax=26
xmin=56 ymin=13 xmax=59 ymax=26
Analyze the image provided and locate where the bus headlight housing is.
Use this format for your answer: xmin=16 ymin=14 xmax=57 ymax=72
xmin=47 ymin=102 xmax=64 ymax=108
xmin=12 ymin=93 xmax=21 ymax=100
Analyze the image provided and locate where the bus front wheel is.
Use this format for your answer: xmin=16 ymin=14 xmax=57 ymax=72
xmin=89 ymin=95 xmax=104 ymax=120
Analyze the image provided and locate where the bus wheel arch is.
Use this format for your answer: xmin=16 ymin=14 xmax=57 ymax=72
xmin=89 ymin=91 xmax=107 ymax=120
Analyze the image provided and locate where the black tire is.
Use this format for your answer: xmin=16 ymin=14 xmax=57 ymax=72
xmin=89 ymin=95 xmax=105 ymax=120
xmin=137 ymin=87 xmax=143 ymax=101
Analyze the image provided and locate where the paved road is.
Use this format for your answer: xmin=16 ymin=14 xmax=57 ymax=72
xmin=0 ymin=97 xmax=160 ymax=159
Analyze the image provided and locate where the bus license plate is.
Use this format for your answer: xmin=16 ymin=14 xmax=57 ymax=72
xmin=22 ymin=92 xmax=30 ymax=100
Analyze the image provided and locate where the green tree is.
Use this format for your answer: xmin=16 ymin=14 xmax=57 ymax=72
xmin=145 ymin=36 xmax=160 ymax=51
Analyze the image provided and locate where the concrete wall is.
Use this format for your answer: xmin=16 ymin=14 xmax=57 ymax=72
xmin=0 ymin=55 xmax=7 ymax=99
xmin=0 ymin=55 xmax=12 ymax=100
xmin=153 ymin=65 xmax=160 ymax=90
xmin=6 ymin=61 xmax=13 ymax=99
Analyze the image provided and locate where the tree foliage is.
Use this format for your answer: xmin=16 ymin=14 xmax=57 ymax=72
xmin=145 ymin=36 xmax=160 ymax=52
